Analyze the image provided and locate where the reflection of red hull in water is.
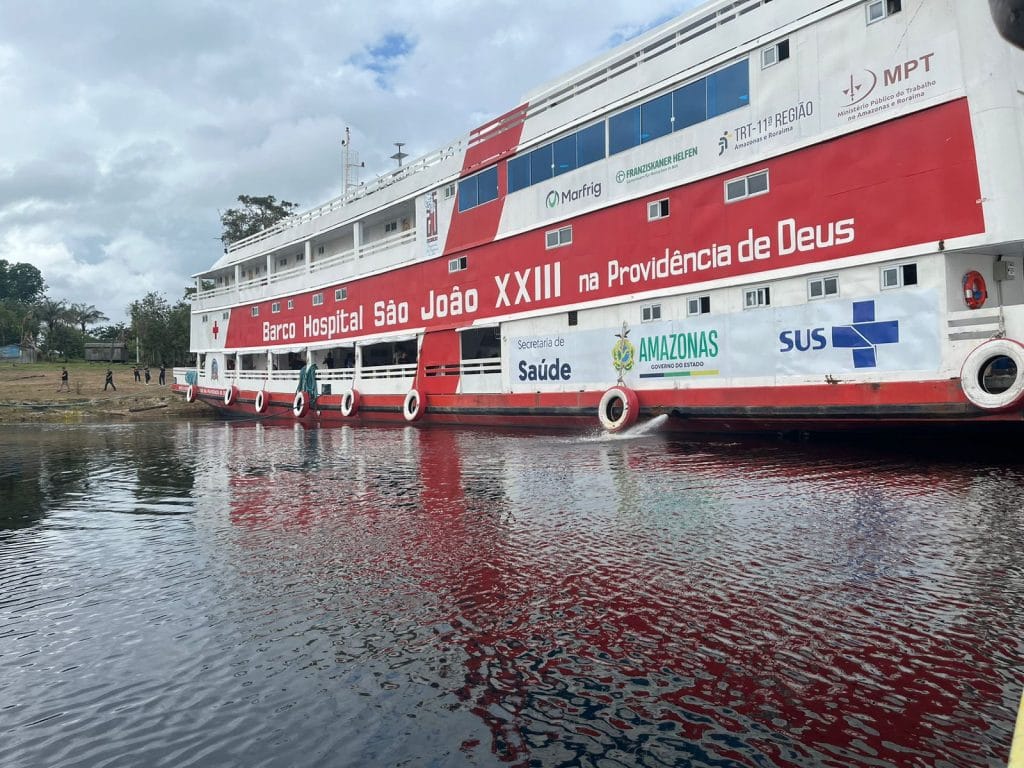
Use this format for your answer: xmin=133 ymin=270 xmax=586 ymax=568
xmin=222 ymin=426 xmax=1004 ymax=764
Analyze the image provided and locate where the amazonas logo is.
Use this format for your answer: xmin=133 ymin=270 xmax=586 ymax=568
xmin=546 ymin=182 xmax=602 ymax=208
xmin=779 ymin=300 xmax=899 ymax=368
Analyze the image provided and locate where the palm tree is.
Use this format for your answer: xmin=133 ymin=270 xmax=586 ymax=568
xmin=69 ymin=303 xmax=109 ymax=337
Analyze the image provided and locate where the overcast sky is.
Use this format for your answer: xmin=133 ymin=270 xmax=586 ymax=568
xmin=0 ymin=0 xmax=699 ymax=324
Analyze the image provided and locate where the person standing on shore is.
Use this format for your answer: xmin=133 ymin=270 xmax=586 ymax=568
xmin=57 ymin=367 xmax=70 ymax=392
xmin=104 ymin=369 xmax=116 ymax=391
xmin=144 ymin=366 xmax=151 ymax=385
xmin=133 ymin=366 xmax=140 ymax=382
xmin=159 ymin=364 xmax=166 ymax=385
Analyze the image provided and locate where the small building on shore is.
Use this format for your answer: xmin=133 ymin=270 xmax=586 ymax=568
xmin=84 ymin=343 xmax=129 ymax=363
xmin=0 ymin=344 xmax=39 ymax=363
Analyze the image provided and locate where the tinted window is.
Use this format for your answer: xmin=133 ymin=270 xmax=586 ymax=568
xmin=477 ymin=166 xmax=498 ymax=205
xmin=553 ymin=134 xmax=576 ymax=176
xmin=458 ymin=177 xmax=478 ymax=212
xmin=576 ymin=123 xmax=605 ymax=167
xmin=707 ymin=59 xmax=749 ymax=118
xmin=673 ymin=79 xmax=706 ymax=130
xmin=641 ymin=93 xmax=673 ymax=143
xmin=609 ymin=106 xmax=641 ymax=155
xmin=508 ymin=155 xmax=530 ymax=193
xmin=530 ymin=145 xmax=553 ymax=184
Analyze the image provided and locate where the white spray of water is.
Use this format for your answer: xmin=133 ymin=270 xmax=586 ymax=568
xmin=579 ymin=414 xmax=669 ymax=442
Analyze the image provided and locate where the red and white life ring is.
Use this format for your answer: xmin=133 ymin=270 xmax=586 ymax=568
xmin=402 ymin=388 xmax=426 ymax=422
xmin=598 ymin=386 xmax=639 ymax=432
xmin=185 ymin=384 xmax=198 ymax=403
xmin=963 ymin=270 xmax=988 ymax=310
xmin=340 ymin=388 xmax=360 ymax=417
xmin=254 ymin=390 xmax=268 ymax=414
xmin=292 ymin=390 xmax=309 ymax=418
xmin=223 ymin=385 xmax=238 ymax=406
xmin=960 ymin=338 xmax=1024 ymax=411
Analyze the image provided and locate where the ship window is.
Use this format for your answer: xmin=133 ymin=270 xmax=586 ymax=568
xmin=673 ymin=79 xmax=706 ymax=131
xmin=867 ymin=0 xmax=900 ymax=24
xmin=687 ymin=295 xmax=711 ymax=316
xmin=202 ymin=314 xmax=208 ymax=322
xmin=279 ymin=258 xmax=288 ymax=267
xmin=761 ymin=40 xmax=790 ymax=68
xmin=725 ymin=169 xmax=770 ymax=202
xmin=609 ymin=106 xmax=641 ymax=155
xmin=545 ymin=225 xmax=573 ymax=249
xmin=808 ymin=275 xmax=839 ymax=300
xmin=553 ymin=134 xmax=577 ymax=176
xmin=648 ymin=199 xmax=670 ymax=220
xmin=707 ymin=59 xmax=750 ymax=118
xmin=567 ymin=310 xmax=578 ymax=327
xmin=508 ymin=155 xmax=530 ymax=193
xmin=744 ymin=286 xmax=771 ymax=309
xmin=457 ymin=165 xmax=499 ymax=212
xmin=384 ymin=221 xmax=398 ymax=234
xmin=335 ymin=288 xmax=347 ymax=301
xmin=250 ymin=306 xmax=259 ymax=317
xmin=271 ymin=302 xmax=281 ymax=314
xmin=530 ymin=145 xmax=554 ymax=184
xmin=576 ymin=122 xmax=605 ymax=167
xmin=296 ymin=253 xmax=304 ymax=261
xmin=287 ymin=299 xmax=294 ymax=310
xmin=641 ymin=93 xmax=673 ymax=143
xmin=312 ymin=293 xmax=324 ymax=306
xmin=223 ymin=312 xmax=229 ymax=320
xmin=448 ymin=255 xmax=468 ymax=273
xmin=641 ymin=303 xmax=662 ymax=323
xmin=881 ymin=263 xmax=917 ymax=289
xmin=317 ymin=245 xmax=325 ymax=255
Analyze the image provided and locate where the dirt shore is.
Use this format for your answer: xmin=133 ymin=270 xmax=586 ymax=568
xmin=0 ymin=362 xmax=216 ymax=424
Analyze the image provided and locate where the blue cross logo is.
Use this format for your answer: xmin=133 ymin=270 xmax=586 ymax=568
xmin=831 ymin=301 xmax=899 ymax=368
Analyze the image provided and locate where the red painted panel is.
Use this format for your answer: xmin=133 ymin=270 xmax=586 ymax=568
xmin=224 ymin=100 xmax=983 ymax=351
xmin=418 ymin=329 xmax=461 ymax=394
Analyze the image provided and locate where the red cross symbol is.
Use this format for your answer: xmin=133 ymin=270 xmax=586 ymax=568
xmin=212 ymin=321 xmax=220 ymax=339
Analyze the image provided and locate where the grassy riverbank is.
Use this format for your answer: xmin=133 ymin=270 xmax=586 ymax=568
xmin=0 ymin=361 xmax=215 ymax=424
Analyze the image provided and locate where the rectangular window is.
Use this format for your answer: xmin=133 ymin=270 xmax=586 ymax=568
xmin=867 ymin=0 xmax=900 ymax=24
xmin=673 ymin=79 xmax=707 ymax=131
xmin=567 ymin=310 xmax=578 ymax=327
xmin=202 ymin=314 xmax=208 ymax=322
xmin=609 ymin=106 xmax=641 ymax=155
xmin=545 ymin=225 xmax=573 ymax=249
xmin=553 ymin=134 xmax=577 ymax=176
xmin=744 ymin=286 xmax=771 ymax=308
xmin=881 ymin=263 xmax=917 ymax=289
xmin=335 ymin=288 xmax=347 ymax=301
xmin=808 ymin=275 xmax=839 ymax=300
xmin=647 ymin=199 xmax=670 ymax=220
xmin=312 ymin=293 xmax=324 ymax=306
xmin=707 ymin=59 xmax=750 ymax=118
xmin=530 ymin=145 xmax=553 ymax=185
xmin=384 ymin=221 xmax=398 ymax=234
xmin=287 ymin=299 xmax=294 ymax=310
xmin=271 ymin=302 xmax=281 ymax=313
xmin=725 ymin=169 xmax=770 ymax=202
xmin=296 ymin=253 xmax=304 ymax=261
xmin=250 ymin=306 xmax=259 ymax=317
xmin=223 ymin=311 xmax=229 ymax=319
xmin=443 ymin=183 xmax=456 ymax=199
xmin=576 ymin=122 xmax=605 ymax=167
xmin=448 ymin=255 xmax=468 ymax=273
xmin=279 ymin=258 xmax=288 ymax=267
xmin=761 ymin=40 xmax=790 ymax=68
xmin=317 ymin=245 xmax=325 ymax=255
xmin=641 ymin=303 xmax=662 ymax=323
xmin=641 ymin=92 xmax=673 ymax=143
xmin=457 ymin=165 xmax=499 ymax=212
xmin=687 ymin=295 xmax=711 ymax=316
xmin=507 ymin=155 xmax=530 ymax=193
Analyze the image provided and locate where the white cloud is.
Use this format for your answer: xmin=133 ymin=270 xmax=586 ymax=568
xmin=0 ymin=1 xmax=699 ymax=323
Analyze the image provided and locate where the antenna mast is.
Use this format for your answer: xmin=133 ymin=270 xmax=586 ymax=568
xmin=342 ymin=127 xmax=364 ymax=195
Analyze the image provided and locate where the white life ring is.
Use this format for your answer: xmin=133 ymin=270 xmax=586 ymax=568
xmin=960 ymin=338 xmax=1024 ymax=411
xmin=254 ymin=390 xmax=268 ymax=414
xmin=340 ymin=388 xmax=360 ymax=417
xmin=223 ymin=385 xmax=238 ymax=406
xmin=598 ymin=386 xmax=640 ymax=432
xmin=292 ymin=390 xmax=309 ymax=418
xmin=185 ymin=384 xmax=197 ymax=403
xmin=403 ymin=388 xmax=426 ymax=422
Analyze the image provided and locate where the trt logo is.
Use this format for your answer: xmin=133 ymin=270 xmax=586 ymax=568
xmin=778 ymin=300 xmax=900 ymax=368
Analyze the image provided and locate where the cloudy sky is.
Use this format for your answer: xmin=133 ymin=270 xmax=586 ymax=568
xmin=0 ymin=0 xmax=699 ymax=324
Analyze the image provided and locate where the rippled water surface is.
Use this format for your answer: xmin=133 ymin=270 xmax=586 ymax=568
xmin=1 ymin=421 xmax=1023 ymax=767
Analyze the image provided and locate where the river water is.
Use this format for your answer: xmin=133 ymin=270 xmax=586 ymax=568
xmin=1 ymin=420 xmax=1022 ymax=767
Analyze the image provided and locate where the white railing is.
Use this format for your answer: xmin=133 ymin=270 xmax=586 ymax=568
xmin=359 ymin=363 xmax=417 ymax=380
xmin=309 ymin=247 xmax=357 ymax=274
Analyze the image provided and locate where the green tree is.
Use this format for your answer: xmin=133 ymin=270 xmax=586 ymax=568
xmin=69 ymin=303 xmax=109 ymax=338
xmin=35 ymin=297 xmax=72 ymax=357
xmin=0 ymin=260 xmax=45 ymax=302
xmin=128 ymin=292 xmax=191 ymax=366
xmin=219 ymin=194 xmax=299 ymax=246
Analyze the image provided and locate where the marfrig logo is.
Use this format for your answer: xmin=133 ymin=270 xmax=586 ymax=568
xmin=545 ymin=181 xmax=602 ymax=209
xmin=842 ymin=69 xmax=878 ymax=106
xmin=779 ymin=300 xmax=899 ymax=368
